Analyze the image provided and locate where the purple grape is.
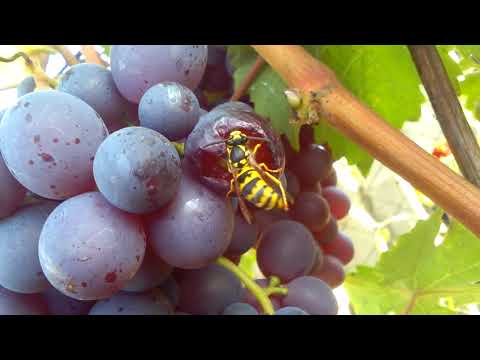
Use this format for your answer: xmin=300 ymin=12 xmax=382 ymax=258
xmin=322 ymin=232 xmax=355 ymax=265
xmin=123 ymin=243 xmax=172 ymax=293
xmin=147 ymin=171 xmax=234 ymax=269
xmin=257 ymin=220 xmax=319 ymax=283
xmin=290 ymin=192 xmax=331 ymax=232
xmin=285 ymin=170 xmax=300 ymax=199
xmin=138 ymin=82 xmax=200 ymax=141
xmin=322 ymin=186 xmax=351 ymax=220
xmin=283 ymin=276 xmax=338 ymax=315
xmin=0 ymin=153 xmax=26 ymax=219
xmin=275 ymin=306 xmax=309 ymax=315
xmin=223 ymin=302 xmax=258 ymax=315
xmin=58 ymin=63 xmax=131 ymax=133
xmin=253 ymin=208 xmax=289 ymax=231
xmin=159 ymin=276 xmax=179 ymax=308
xmin=0 ymin=91 xmax=108 ymax=200
xmin=93 ymin=127 xmax=181 ymax=214
xmin=110 ymin=45 xmax=208 ymax=103
xmin=89 ymin=288 xmax=173 ymax=315
xmin=0 ymin=201 xmax=58 ymax=294
xmin=211 ymin=101 xmax=253 ymax=113
xmin=291 ymin=144 xmax=333 ymax=186
xmin=225 ymin=213 xmax=259 ymax=257
xmin=0 ymin=286 xmax=48 ymax=315
xmin=177 ymin=263 xmax=243 ymax=315
xmin=311 ymin=255 xmax=346 ymax=289
xmin=43 ymin=283 xmax=94 ymax=315
xmin=314 ymin=217 xmax=338 ymax=245
xmin=38 ymin=192 xmax=146 ymax=301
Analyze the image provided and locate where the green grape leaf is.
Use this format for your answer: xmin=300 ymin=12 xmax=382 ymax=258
xmin=436 ymin=45 xmax=462 ymax=95
xmin=227 ymin=45 xmax=425 ymax=175
xmin=101 ymin=45 xmax=111 ymax=56
xmin=345 ymin=210 xmax=480 ymax=314
xmin=460 ymin=72 xmax=480 ymax=119
xmin=228 ymin=46 xmax=300 ymax=150
xmin=452 ymin=45 xmax=480 ymax=71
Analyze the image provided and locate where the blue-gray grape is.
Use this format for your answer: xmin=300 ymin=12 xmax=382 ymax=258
xmin=177 ymin=264 xmax=243 ymax=315
xmin=0 ymin=285 xmax=48 ymax=315
xmin=42 ymin=283 xmax=94 ymax=315
xmin=257 ymin=220 xmax=319 ymax=283
xmin=89 ymin=288 xmax=173 ymax=315
xmin=147 ymin=171 xmax=234 ymax=269
xmin=283 ymin=276 xmax=338 ymax=315
xmin=138 ymin=82 xmax=200 ymax=141
xmin=93 ymin=127 xmax=181 ymax=214
xmin=17 ymin=76 xmax=36 ymax=97
xmin=110 ymin=45 xmax=208 ymax=103
xmin=38 ymin=192 xmax=146 ymax=300
xmin=0 ymin=91 xmax=108 ymax=200
xmin=58 ymin=63 xmax=131 ymax=133
xmin=275 ymin=306 xmax=309 ymax=315
xmin=0 ymin=153 xmax=26 ymax=219
xmin=223 ymin=302 xmax=258 ymax=315
xmin=0 ymin=201 xmax=58 ymax=293
xmin=123 ymin=243 xmax=172 ymax=293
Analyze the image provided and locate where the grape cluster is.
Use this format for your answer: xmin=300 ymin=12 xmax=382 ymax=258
xmin=0 ymin=45 xmax=353 ymax=315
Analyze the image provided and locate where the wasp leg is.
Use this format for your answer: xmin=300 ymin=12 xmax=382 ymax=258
xmin=249 ymin=146 xmax=283 ymax=174
xmin=227 ymin=163 xmax=253 ymax=224
xmin=226 ymin=179 xmax=235 ymax=198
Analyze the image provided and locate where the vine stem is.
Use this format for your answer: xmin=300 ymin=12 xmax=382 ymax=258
xmin=251 ymin=45 xmax=480 ymax=239
xmin=409 ymin=45 xmax=480 ymax=188
xmin=216 ymin=256 xmax=275 ymax=315
xmin=230 ymin=56 xmax=265 ymax=101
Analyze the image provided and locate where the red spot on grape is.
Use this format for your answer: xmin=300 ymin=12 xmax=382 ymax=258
xmin=105 ymin=272 xmax=117 ymax=283
xmin=38 ymin=153 xmax=54 ymax=162
xmin=53 ymin=138 xmax=59 ymax=143
xmin=28 ymin=160 xmax=34 ymax=165
xmin=81 ymin=282 xmax=87 ymax=288
xmin=74 ymin=138 xmax=80 ymax=144
xmin=50 ymin=185 xmax=56 ymax=189
xmin=136 ymin=255 xmax=140 ymax=262
xmin=66 ymin=142 xmax=71 ymax=146
xmin=25 ymin=113 xmax=32 ymax=122
xmin=33 ymin=135 xmax=40 ymax=144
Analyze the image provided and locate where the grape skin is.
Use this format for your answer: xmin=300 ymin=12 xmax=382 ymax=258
xmin=58 ymin=63 xmax=131 ymax=133
xmin=110 ymin=45 xmax=208 ymax=104
xmin=0 ymin=201 xmax=58 ymax=294
xmin=89 ymin=288 xmax=173 ymax=315
xmin=257 ymin=220 xmax=319 ymax=283
xmin=314 ymin=217 xmax=339 ymax=245
xmin=93 ymin=127 xmax=182 ymax=214
xmin=223 ymin=302 xmax=258 ymax=315
xmin=275 ymin=306 xmax=309 ymax=315
xmin=0 ymin=91 xmax=108 ymax=200
xmin=122 ymin=243 xmax=172 ymax=293
xmin=322 ymin=186 xmax=351 ymax=220
xmin=0 ymin=286 xmax=49 ymax=315
xmin=291 ymin=144 xmax=333 ymax=186
xmin=322 ymin=232 xmax=355 ymax=265
xmin=138 ymin=82 xmax=200 ymax=141
xmin=310 ymin=255 xmax=346 ymax=289
xmin=0 ymin=153 xmax=26 ymax=219
xmin=290 ymin=192 xmax=331 ymax=232
xmin=38 ymin=192 xmax=146 ymax=301
xmin=43 ymin=283 xmax=95 ymax=315
xmin=225 ymin=213 xmax=259 ymax=257
xmin=159 ymin=276 xmax=180 ymax=308
xmin=283 ymin=276 xmax=338 ymax=315
xmin=147 ymin=171 xmax=234 ymax=269
xmin=177 ymin=264 xmax=243 ymax=315
xmin=17 ymin=76 xmax=36 ymax=97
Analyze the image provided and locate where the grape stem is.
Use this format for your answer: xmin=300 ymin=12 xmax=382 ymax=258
xmin=0 ymin=51 xmax=57 ymax=89
xmin=230 ymin=56 xmax=265 ymax=101
xmin=52 ymin=45 xmax=80 ymax=66
xmin=216 ymin=256 xmax=276 ymax=315
xmin=172 ymin=142 xmax=185 ymax=158
xmin=80 ymin=45 xmax=108 ymax=67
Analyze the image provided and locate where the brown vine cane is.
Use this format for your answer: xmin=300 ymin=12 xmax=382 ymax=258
xmin=251 ymin=45 xmax=480 ymax=239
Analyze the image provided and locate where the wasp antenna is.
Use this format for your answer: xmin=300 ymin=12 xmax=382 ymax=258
xmin=203 ymin=140 xmax=228 ymax=148
xmin=246 ymin=136 xmax=271 ymax=143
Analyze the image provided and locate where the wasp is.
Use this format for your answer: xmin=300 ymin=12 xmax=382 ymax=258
xmin=204 ymin=130 xmax=290 ymax=224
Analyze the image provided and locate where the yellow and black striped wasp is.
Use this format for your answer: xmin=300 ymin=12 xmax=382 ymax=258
xmin=204 ymin=130 xmax=290 ymax=224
